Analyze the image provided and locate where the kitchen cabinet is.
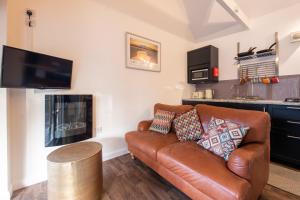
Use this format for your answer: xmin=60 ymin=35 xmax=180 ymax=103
xmin=187 ymin=46 xmax=219 ymax=84
xmin=182 ymin=100 xmax=266 ymax=111
xmin=182 ymin=100 xmax=300 ymax=169
xmin=268 ymin=105 xmax=300 ymax=168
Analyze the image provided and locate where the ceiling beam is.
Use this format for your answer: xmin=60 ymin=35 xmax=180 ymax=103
xmin=216 ymin=0 xmax=251 ymax=29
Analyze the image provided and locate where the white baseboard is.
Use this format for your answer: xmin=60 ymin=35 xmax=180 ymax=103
xmin=103 ymin=148 xmax=129 ymax=161
xmin=9 ymin=184 xmax=13 ymax=197
xmin=12 ymin=177 xmax=47 ymax=191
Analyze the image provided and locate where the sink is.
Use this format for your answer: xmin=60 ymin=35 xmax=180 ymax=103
xmin=233 ymin=96 xmax=262 ymax=101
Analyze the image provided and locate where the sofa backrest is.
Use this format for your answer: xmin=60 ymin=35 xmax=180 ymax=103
xmin=154 ymin=103 xmax=193 ymax=117
xmin=195 ymin=104 xmax=271 ymax=144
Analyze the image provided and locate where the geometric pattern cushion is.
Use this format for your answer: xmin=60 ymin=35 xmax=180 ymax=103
xmin=197 ymin=117 xmax=249 ymax=161
xmin=173 ymin=109 xmax=204 ymax=141
xmin=149 ymin=109 xmax=176 ymax=134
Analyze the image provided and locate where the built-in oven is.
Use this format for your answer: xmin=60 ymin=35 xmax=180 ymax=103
xmin=190 ymin=68 xmax=209 ymax=81
xmin=188 ymin=63 xmax=218 ymax=84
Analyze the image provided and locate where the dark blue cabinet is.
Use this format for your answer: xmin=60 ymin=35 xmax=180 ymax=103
xmin=182 ymin=100 xmax=300 ymax=169
xmin=268 ymin=105 xmax=300 ymax=168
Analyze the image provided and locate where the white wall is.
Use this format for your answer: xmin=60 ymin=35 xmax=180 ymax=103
xmin=7 ymin=0 xmax=194 ymax=190
xmin=10 ymin=0 xmax=300 ymax=192
xmin=195 ymin=3 xmax=300 ymax=81
xmin=0 ymin=89 xmax=9 ymax=200
xmin=0 ymin=0 xmax=10 ymax=199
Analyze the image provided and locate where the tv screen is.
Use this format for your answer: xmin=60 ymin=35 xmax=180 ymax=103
xmin=0 ymin=46 xmax=73 ymax=89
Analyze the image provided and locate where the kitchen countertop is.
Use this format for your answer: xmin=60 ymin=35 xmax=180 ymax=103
xmin=182 ymin=98 xmax=300 ymax=106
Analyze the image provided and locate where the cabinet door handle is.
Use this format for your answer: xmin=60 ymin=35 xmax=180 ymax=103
xmin=287 ymin=135 xmax=300 ymax=140
xmin=287 ymin=120 xmax=300 ymax=125
xmin=286 ymin=107 xmax=300 ymax=110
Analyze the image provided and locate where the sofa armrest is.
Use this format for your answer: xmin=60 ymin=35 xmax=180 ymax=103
xmin=227 ymin=143 xmax=269 ymax=183
xmin=137 ymin=120 xmax=153 ymax=131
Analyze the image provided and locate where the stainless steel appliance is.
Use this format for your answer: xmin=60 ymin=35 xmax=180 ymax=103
xmin=285 ymin=98 xmax=300 ymax=103
xmin=190 ymin=67 xmax=209 ymax=82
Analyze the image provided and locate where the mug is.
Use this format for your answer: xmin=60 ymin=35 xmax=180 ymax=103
xmin=205 ymin=89 xmax=214 ymax=99
xmin=197 ymin=91 xmax=205 ymax=99
xmin=271 ymin=76 xmax=280 ymax=84
xmin=261 ymin=77 xmax=271 ymax=84
xmin=192 ymin=92 xmax=199 ymax=99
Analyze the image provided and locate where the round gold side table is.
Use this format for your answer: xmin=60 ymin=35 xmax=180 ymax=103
xmin=47 ymin=142 xmax=103 ymax=200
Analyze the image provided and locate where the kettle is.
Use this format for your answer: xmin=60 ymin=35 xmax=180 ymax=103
xmin=205 ymin=89 xmax=214 ymax=99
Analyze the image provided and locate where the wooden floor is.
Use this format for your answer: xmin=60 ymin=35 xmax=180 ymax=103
xmin=12 ymin=154 xmax=300 ymax=200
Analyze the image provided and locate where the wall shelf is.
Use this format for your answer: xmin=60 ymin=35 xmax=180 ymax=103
xmin=236 ymin=32 xmax=279 ymax=83
xmin=235 ymin=50 xmax=276 ymax=61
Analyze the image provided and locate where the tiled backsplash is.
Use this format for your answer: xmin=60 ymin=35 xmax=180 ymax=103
xmin=196 ymin=74 xmax=300 ymax=100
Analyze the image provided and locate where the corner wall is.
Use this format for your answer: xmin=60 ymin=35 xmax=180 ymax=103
xmin=0 ymin=0 xmax=10 ymax=199
xmin=195 ymin=3 xmax=300 ymax=81
xmin=7 ymin=0 xmax=194 ymax=190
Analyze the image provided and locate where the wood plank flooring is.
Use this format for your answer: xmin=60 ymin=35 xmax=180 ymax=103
xmin=12 ymin=154 xmax=300 ymax=200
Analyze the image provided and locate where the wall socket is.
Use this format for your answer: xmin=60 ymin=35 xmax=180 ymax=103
xmin=96 ymin=127 xmax=102 ymax=134
xmin=25 ymin=9 xmax=36 ymax=27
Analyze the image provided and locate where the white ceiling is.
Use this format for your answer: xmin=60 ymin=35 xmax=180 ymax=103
xmin=236 ymin=0 xmax=300 ymax=19
xmin=99 ymin=0 xmax=300 ymax=42
xmin=208 ymin=2 xmax=235 ymax=24
xmin=143 ymin=0 xmax=190 ymax=24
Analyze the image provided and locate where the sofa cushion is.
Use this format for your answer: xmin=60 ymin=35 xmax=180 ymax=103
xmin=154 ymin=103 xmax=194 ymax=116
xmin=195 ymin=104 xmax=270 ymax=145
xmin=173 ymin=109 xmax=203 ymax=141
xmin=154 ymin=103 xmax=194 ymax=132
xmin=157 ymin=142 xmax=251 ymax=200
xmin=197 ymin=117 xmax=249 ymax=160
xmin=149 ymin=109 xmax=175 ymax=134
xmin=125 ymin=131 xmax=179 ymax=160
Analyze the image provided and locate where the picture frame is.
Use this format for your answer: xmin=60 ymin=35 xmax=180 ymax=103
xmin=126 ymin=32 xmax=161 ymax=72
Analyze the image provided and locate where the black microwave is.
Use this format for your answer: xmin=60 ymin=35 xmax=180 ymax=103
xmin=189 ymin=67 xmax=209 ymax=82
xmin=188 ymin=64 xmax=218 ymax=84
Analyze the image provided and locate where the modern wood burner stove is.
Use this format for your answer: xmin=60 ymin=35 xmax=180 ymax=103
xmin=45 ymin=95 xmax=93 ymax=147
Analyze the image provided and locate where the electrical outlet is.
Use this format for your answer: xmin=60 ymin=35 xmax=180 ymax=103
xmin=25 ymin=9 xmax=36 ymax=27
xmin=25 ymin=9 xmax=35 ymax=17
xmin=96 ymin=127 xmax=102 ymax=134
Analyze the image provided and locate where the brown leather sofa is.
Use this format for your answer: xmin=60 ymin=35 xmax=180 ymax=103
xmin=125 ymin=103 xmax=271 ymax=200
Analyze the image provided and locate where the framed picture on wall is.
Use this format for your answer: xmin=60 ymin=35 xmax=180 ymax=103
xmin=126 ymin=32 xmax=161 ymax=72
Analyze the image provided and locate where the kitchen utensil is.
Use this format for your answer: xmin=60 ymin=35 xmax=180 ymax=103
xmin=192 ymin=92 xmax=199 ymax=99
xmin=262 ymin=76 xmax=271 ymax=84
xmin=205 ymin=89 xmax=214 ymax=99
xmin=257 ymin=42 xmax=276 ymax=54
xmin=240 ymin=69 xmax=246 ymax=85
xmin=253 ymin=67 xmax=258 ymax=83
xmin=245 ymin=68 xmax=251 ymax=82
xmin=238 ymin=47 xmax=257 ymax=58
xmin=271 ymin=76 xmax=280 ymax=84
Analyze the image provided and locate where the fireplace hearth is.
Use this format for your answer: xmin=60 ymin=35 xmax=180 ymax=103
xmin=45 ymin=95 xmax=93 ymax=147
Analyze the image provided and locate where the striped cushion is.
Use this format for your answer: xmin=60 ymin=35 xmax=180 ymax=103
xmin=149 ymin=110 xmax=176 ymax=134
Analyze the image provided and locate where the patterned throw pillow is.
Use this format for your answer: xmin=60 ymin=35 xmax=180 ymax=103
xmin=173 ymin=109 xmax=203 ymax=141
xmin=149 ymin=110 xmax=176 ymax=134
xmin=197 ymin=117 xmax=249 ymax=161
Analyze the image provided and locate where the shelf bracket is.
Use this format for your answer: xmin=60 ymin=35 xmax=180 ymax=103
xmin=275 ymin=32 xmax=279 ymax=75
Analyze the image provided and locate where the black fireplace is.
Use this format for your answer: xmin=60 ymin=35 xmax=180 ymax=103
xmin=45 ymin=95 xmax=93 ymax=147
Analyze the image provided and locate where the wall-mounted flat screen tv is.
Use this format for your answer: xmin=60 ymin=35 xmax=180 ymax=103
xmin=0 ymin=46 xmax=73 ymax=89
